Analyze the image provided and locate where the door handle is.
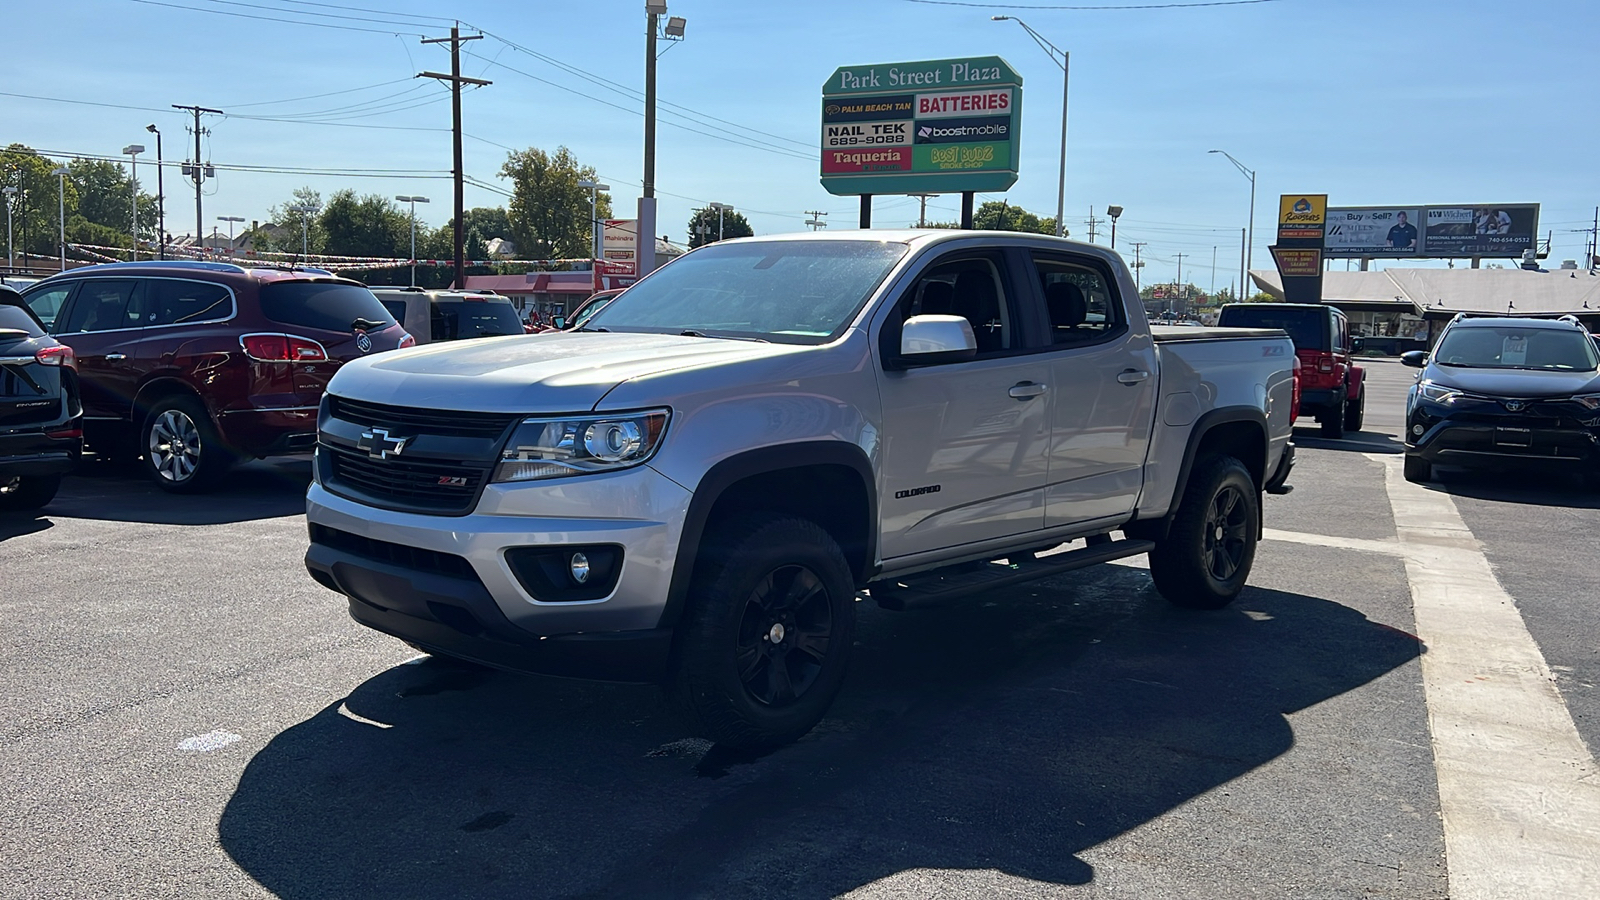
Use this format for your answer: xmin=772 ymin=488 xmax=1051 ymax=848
xmin=1117 ymin=369 xmax=1150 ymax=385
xmin=106 ymin=353 xmax=126 ymax=361
xmin=1008 ymin=382 xmax=1047 ymax=400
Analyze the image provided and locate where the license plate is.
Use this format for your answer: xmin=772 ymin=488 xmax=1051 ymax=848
xmin=1495 ymin=427 xmax=1532 ymax=447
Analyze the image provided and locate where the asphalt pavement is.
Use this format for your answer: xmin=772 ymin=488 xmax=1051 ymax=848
xmin=1 ymin=357 xmax=1595 ymax=899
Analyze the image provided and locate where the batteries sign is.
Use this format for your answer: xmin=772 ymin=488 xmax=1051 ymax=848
xmin=821 ymin=57 xmax=1022 ymax=196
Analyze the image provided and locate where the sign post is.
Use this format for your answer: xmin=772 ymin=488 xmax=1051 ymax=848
xmin=1272 ymin=194 xmax=1327 ymax=304
xmin=821 ymin=57 xmax=1023 ymax=218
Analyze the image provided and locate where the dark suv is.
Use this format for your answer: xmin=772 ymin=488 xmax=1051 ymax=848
xmin=1402 ymin=315 xmax=1600 ymax=484
xmin=0 ymin=285 xmax=82 ymax=510
xmin=1217 ymin=302 xmax=1366 ymax=437
xmin=20 ymin=261 xmax=411 ymax=492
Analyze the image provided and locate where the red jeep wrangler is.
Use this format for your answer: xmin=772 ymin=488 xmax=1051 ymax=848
xmin=1218 ymin=302 xmax=1365 ymax=437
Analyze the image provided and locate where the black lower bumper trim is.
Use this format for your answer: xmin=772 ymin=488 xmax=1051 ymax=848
xmin=0 ymin=450 xmax=78 ymax=477
xmin=304 ymin=542 xmax=671 ymax=683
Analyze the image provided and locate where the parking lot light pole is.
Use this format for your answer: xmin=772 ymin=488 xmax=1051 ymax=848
xmin=146 ymin=125 xmax=165 ymax=259
xmin=577 ymin=180 xmax=608 ymax=263
xmin=216 ymin=216 xmax=245 ymax=254
xmin=4 ymin=186 xmax=16 ymax=269
xmin=288 ymin=203 xmax=320 ymax=260
xmin=122 ymin=145 xmax=145 ymax=260
xmin=994 ymin=16 xmax=1068 ymax=238
xmin=708 ymin=201 xmax=732 ymax=242
xmin=394 ymin=195 xmax=430 ymax=286
xmin=1209 ymin=149 xmax=1255 ymax=301
xmin=51 ymin=167 xmax=70 ymax=271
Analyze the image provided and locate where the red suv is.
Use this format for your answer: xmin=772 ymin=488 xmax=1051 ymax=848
xmin=1218 ymin=302 xmax=1366 ymax=437
xmin=21 ymin=261 xmax=411 ymax=492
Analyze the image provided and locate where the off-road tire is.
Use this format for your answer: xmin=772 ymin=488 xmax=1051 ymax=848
xmin=1150 ymin=455 xmax=1259 ymax=610
xmin=669 ymin=513 xmax=856 ymax=749
xmin=1343 ymin=387 xmax=1365 ymax=433
xmin=0 ymin=474 xmax=61 ymax=511
xmin=140 ymin=394 xmax=233 ymax=494
xmin=1403 ymin=453 xmax=1432 ymax=484
xmin=1320 ymin=396 xmax=1347 ymax=438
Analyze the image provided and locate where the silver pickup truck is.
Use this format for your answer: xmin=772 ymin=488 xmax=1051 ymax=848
xmin=304 ymin=230 xmax=1295 ymax=748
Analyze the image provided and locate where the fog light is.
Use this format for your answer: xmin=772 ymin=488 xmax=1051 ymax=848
xmin=570 ymin=552 xmax=590 ymax=584
xmin=1412 ymin=424 xmax=1425 ymax=436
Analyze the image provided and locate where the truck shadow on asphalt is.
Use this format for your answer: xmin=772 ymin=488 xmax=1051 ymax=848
xmin=218 ymin=567 xmax=1423 ymax=899
xmin=39 ymin=456 xmax=311 ymax=525
xmin=1290 ymin=427 xmax=1405 ymax=455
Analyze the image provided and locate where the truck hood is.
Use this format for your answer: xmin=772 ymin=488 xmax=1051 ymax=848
xmin=326 ymin=331 xmax=805 ymax=413
xmin=1430 ymin=365 xmax=1600 ymax=399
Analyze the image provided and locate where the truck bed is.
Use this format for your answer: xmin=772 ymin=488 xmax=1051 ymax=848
xmin=1150 ymin=325 xmax=1290 ymax=343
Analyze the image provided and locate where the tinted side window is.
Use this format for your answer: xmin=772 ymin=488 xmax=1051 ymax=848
xmin=259 ymin=282 xmax=395 ymax=333
xmin=430 ymin=299 xmax=525 ymax=341
xmin=1031 ymin=255 xmax=1124 ymax=345
xmin=0 ymin=304 xmax=45 ymax=336
xmin=147 ymin=280 xmax=232 ymax=326
xmin=62 ymin=280 xmax=144 ymax=333
xmin=378 ymin=298 xmax=408 ymax=322
xmin=23 ymin=284 xmax=74 ymax=331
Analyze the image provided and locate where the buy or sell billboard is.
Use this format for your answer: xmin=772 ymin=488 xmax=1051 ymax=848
xmin=1323 ymin=204 xmax=1539 ymax=258
xmin=821 ymin=57 xmax=1022 ymax=196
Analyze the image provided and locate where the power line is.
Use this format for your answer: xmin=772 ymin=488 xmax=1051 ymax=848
xmin=222 ymin=77 xmax=415 ymax=108
xmin=127 ymin=0 xmax=428 ymax=35
xmin=901 ymin=0 xmax=1289 ymax=9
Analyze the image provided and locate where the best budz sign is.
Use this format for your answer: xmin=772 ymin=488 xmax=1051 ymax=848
xmin=821 ymin=57 xmax=1022 ymax=196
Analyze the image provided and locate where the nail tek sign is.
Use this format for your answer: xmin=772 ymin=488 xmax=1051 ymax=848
xmin=821 ymin=57 xmax=1022 ymax=196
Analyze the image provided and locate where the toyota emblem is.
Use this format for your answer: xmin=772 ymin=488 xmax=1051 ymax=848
xmin=1504 ymin=400 xmax=1525 ymax=412
xmin=356 ymin=332 xmax=373 ymax=353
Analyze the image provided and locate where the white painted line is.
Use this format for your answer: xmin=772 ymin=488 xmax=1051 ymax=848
xmin=337 ymin=702 xmax=393 ymax=729
xmin=176 ymin=730 xmax=241 ymax=752
xmin=1381 ymin=455 xmax=1600 ymax=899
xmin=1262 ymin=527 xmax=1404 ymax=557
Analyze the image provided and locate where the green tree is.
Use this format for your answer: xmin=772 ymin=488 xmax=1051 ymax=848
xmin=686 ymin=207 xmax=754 ymax=249
xmin=463 ymin=206 xmax=510 ymax=248
xmin=500 ymin=146 xmax=610 ymax=259
xmin=318 ymin=189 xmax=408 ymax=258
xmin=267 ymin=187 xmax=325 ymax=256
xmin=2 ymin=144 xmax=77 ymax=259
xmin=918 ymin=203 xmax=1061 ymax=236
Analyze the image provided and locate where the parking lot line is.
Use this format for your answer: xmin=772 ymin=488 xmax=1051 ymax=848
xmin=1378 ymin=454 xmax=1600 ymax=899
xmin=1261 ymin=527 xmax=1404 ymax=556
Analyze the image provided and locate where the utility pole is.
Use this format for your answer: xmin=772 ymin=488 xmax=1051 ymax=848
xmin=1211 ymin=245 xmax=1217 ymax=297
xmin=1130 ymin=241 xmax=1146 ymax=291
xmin=909 ymin=193 xmax=940 ymax=228
xmin=804 ymin=210 xmax=828 ymax=231
xmin=420 ymin=25 xmax=490 ymax=290
xmin=1084 ymin=206 xmax=1101 ymax=243
xmin=1175 ymin=252 xmax=1187 ymax=316
xmin=173 ymin=105 xmax=221 ymax=254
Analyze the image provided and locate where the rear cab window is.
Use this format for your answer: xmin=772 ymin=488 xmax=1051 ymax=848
xmin=1218 ymin=306 xmax=1328 ymax=351
xmin=1031 ymin=253 xmax=1126 ymax=346
xmin=260 ymin=281 xmax=395 ymax=333
xmin=430 ymin=298 xmax=525 ymax=340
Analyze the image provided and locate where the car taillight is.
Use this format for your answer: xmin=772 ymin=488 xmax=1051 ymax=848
xmin=241 ymin=333 xmax=329 ymax=362
xmin=398 ymin=332 xmax=417 ymax=349
xmin=34 ymin=344 xmax=75 ymax=369
xmin=1317 ymin=354 xmax=1334 ymax=374
xmin=1291 ymin=356 xmax=1302 ymax=421
xmin=45 ymin=426 xmax=82 ymax=439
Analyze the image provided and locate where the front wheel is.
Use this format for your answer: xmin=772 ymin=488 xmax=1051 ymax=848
xmin=669 ymin=514 xmax=856 ymax=749
xmin=141 ymin=395 xmax=233 ymax=494
xmin=1149 ymin=455 xmax=1259 ymax=610
xmin=0 ymin=474 xmax=61 ymax=511
xmin=1403 ymin=453 xmax=1432 ymax=484
xmin=1343 ymin=387 xmax=1365 ymax=432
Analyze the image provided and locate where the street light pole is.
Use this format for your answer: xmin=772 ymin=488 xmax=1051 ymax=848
xmin=1107 ymin=205 xmax=1123 ymax=250
xmin=122 ymin=144 xmax=145 ymax=260
xmin=395 ymin=195 xmax=430 ymax=286
xmin=3 ymin=186 xmax=15 ymax=269
xmin=146 ymin=125 xmax=165 ymax=259
xmin=577 ymin=180 xmax=609 ymax=263
xmin=288 ymin=203 xmax=320 ymax=260
xmin=1209 ymin=149 xmax=1256 ymax=300
xmin=994 ymin=16 xmax=1068 ymax=238
xmin=709 ymin=201 xmax=732 ymax=242
xmin=217 ymin=216 xmax=245 ymax=254
xmin=51 ymin=167 xmax=69 ymax=272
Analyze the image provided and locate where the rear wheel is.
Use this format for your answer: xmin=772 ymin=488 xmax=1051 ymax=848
xmin=0 ymin=474 xmax=61 ymax=511
xmin=669 ymin=514 xmax=856 ymax=749
xmin=140 ymin=395 xmax=233 ymax=494
xmin=1150 ymin=455 xmax=1259 ymax=610
xmin=1320 ymin=396 xmax=1347 ymax=438
xmin=1343 ymin=387 xmax=1365 ymax=432
xmin=1403 ymin=454 xmax=1432 ymax=484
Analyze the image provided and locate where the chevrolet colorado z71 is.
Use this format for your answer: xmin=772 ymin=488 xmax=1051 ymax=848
xmin=304 ymin=231 xmax=1296 ymax=748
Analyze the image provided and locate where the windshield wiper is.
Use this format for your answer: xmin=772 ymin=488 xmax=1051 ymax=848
xmin=575 ymin=325 xmax=609 ymax=332
xmin=679 ymin=329 xmax=767 ymax=343
xmin=351 ymin=316 xmax=389 ymax=331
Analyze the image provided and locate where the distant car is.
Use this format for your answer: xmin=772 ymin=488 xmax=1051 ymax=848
xmin=20 ymin=261 xmax=411 ymax=493
xmin=1217 ymin=302 xmax=1366 ymax=437
xmin=0 ymin=285 xmax=81 ymax=511
xmin=370 ymin=288 xmax=525 ymax=344
xmin=562 ymin=288 xmax=625 ymax=331
xmin=2 ymin=275 xmax=42 ymax=291
xmin=1401 ymin=314 xmax=1600 ymax=484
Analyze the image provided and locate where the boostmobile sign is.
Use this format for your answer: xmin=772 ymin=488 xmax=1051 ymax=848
xmin=821 ymin=56 xmax=1022 ymax=196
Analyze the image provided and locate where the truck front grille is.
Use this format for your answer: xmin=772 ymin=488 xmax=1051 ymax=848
xmin=324 ymin=444 xmax=488 ymax=514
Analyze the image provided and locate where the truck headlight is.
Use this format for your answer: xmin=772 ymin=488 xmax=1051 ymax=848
xmin=1572 ymin=393 xmax=1600 ymax=410
xmin=491 ymin=409 xmax=670 ymax=483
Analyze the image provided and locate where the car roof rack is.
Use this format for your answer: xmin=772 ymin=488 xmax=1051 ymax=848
xmin=83 ymin=260 xmax=250 ymax=274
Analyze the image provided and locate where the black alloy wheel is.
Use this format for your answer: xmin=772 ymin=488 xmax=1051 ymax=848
xmin=735 ymin=564 xmax=834 ymax=707
xmin=1150 ymin=454 xmax=1259 ymax=610
xmin=1202 ymin=484 xmax=1251 ymax=582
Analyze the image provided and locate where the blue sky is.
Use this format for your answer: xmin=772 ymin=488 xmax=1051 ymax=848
xmin=4 ymin=0 xmax=1596 ymax=290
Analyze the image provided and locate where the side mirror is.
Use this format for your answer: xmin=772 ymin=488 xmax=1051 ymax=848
xmin=1401 ymin=350 xmax=1428 ymax=368
xmin=898 ymin=314 xmax=977 ymax=366
xmin=552 ymin=316 xmax=566 ymax=330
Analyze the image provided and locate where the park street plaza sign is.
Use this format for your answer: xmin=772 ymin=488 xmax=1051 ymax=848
xmin=821 ymin=56 xmax=1022 ymax=196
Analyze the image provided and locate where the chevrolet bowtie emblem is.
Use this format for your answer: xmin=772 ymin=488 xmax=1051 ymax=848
xmin=356 ymin=427 xmax=409 ymax=460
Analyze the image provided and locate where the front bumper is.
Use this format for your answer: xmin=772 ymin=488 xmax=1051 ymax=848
xmin=1406 ymin=401 xmax=1600 ymax=468
xmin=304 ymin=466 xmax=693 ymax=678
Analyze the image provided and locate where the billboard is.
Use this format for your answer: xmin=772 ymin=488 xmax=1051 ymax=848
xmin=1273 ymin=194 xmax=1327 ymax=304
xmin=1323 ymin=204 xmax=1539 ymax=259
xmin=821 ymin=57 xmax=1022 ymax=196
xmin=601 ymin=219 xmax=638 ymax=276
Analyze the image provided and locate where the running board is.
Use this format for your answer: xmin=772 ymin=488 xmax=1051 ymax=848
xmin=870 ymin=536 xmax=1157 ymax=610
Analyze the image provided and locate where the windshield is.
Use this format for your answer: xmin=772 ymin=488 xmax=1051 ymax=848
xmin=586 ymin=240 xmax=909 ymax=343
xmin=1217 ymin=306 xmax=1327 ymax=351
xmin=1433 ymin=325 xmax=1599 ymax=371
xmin=431 ymin=298 xmax=525 ymax=340
xmin=260 ymin=282 xmax=395 ymax=333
